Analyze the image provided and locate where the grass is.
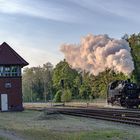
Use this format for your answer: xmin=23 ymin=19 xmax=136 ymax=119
xmin=0 ymin=110 xmax=140 ymax=140
xmin=0 ymin=137 xmax=8 ymax=140
xmin=20 ymin=129 xmax=140 ymax=140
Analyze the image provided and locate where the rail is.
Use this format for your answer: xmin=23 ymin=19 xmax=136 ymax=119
xmin=57 ymin=108 xmax=140 ymax=126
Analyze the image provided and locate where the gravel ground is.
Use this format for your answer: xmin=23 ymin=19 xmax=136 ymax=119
xmin=23 ymin=101 xmax=125 ymax=109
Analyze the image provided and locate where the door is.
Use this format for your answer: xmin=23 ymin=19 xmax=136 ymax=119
xmin=1 ymin=94 xmax=8 ymax=111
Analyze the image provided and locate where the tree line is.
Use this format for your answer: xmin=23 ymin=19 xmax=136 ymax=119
xmin=22 ymin=33 xmax=140 ymax=102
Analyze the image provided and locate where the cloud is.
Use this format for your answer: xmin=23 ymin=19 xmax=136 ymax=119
xmin=61 ymin=34 xmax=134 ymax=76
xmin=0 ymin=0 xmax=75 ymax=22
xmin=69 ymin=0 xmax=140 ymax=23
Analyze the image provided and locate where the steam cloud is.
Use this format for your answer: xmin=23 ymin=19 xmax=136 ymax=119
xmin=60 ymin=34 xmax=134 ymax=76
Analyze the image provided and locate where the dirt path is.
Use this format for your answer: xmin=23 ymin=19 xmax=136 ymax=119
xmin=0 ymin=130 xmax=26 ymax=140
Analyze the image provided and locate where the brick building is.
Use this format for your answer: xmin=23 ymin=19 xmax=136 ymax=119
xmin=0 ymin=42 xmax=28 ymax=111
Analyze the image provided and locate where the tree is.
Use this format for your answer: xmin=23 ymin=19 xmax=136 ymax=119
xmin=52 ymin=60 xmax=79 ymax=97
xmin=22 ymin=62 xmax=54 ymax=102
xmin=73 ymin=75 xmax=82 ymax=98
xmin=22 ymin=67 xmax=38 ymax=102
xmin=32 ymin=67 xmax=44 ymax=100
xmin=43 ymin=62 xmax=53 ymax=102
xmin=128 ymin=33 xmax=140 ymax=84
xmin=87 ymin=69 xmax=127 ymax=98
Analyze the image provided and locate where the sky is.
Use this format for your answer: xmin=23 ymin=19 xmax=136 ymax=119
xmin=0 ymin=0 xmax=140 ymax=68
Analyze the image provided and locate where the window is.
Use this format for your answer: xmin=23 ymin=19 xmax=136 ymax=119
xmin=5 ymin=83 xmax=12 ymax=88
xmin=11 ymin=66 xmax=18 ymax=76
xmin=5 ymin=67 xmax=11 ymax=76
xmin=0 ymin=66 xmax=21 ymax=77
xmin=0 ymin=66 xmax=4 ymax=76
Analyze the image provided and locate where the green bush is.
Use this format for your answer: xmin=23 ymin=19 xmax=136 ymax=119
xmin=53 ymin=90 xmax=62 ymax=102
xmin=61 ymin=89 xmax=72 ymax=102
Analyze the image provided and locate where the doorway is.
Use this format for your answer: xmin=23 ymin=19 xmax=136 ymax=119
xmin=1 ymin=94 xmax=8 ymax=111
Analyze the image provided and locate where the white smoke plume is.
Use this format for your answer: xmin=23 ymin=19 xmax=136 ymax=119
xmin=60 ymin=34 xmax=134 ymax=76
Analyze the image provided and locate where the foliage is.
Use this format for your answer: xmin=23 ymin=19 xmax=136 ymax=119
xmin=53 ymin=90 xmax=62 ymax=102
xmin=61 ymin=89 xmax=72 ymax=102
xmin=22 ymin=62 xmax=53 ymax=102
xmin=22 ymin=61 xmax=128 ymax=101
xmin=79 ymin=84 xmax=91 ymax=99
xmin=53 ymin=60 xmax=78 ymax=88
xmin=127 ymin=33 xmax=140 ymax=84
xmin=52 ymin=60 xmax=79 ymax=97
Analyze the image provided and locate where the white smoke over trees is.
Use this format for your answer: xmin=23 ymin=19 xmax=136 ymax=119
xmin=60 ymin=34 xmax=134 ymax=76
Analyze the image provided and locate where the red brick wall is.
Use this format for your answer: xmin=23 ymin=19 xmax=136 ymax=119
xmin=0 ymin=77 xmax=23 ymax=111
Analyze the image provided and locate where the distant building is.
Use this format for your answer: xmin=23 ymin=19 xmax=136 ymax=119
xmin=0 ymin=42 xmax=28 ymax=111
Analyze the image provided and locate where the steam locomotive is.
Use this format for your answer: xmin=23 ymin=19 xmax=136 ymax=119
xmin=107 ymin=79 xmax=140 ymax=108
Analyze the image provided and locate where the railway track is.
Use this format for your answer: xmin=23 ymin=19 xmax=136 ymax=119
xmin=25 ymin=105 xmax=140 ymax=126
xmin=57 ymin=107 xmax=140 ymax=126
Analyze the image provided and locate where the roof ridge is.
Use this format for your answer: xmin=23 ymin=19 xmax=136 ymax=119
xmin=2 ymin=42 xmax=28 ymax=64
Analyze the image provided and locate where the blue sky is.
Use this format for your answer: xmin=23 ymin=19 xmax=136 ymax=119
xmin=0 ymin=0 xmax=140 ymax=67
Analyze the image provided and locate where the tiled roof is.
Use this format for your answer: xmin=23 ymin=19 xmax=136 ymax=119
xmin=0 ymin=42 xmax=29 ymax=66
